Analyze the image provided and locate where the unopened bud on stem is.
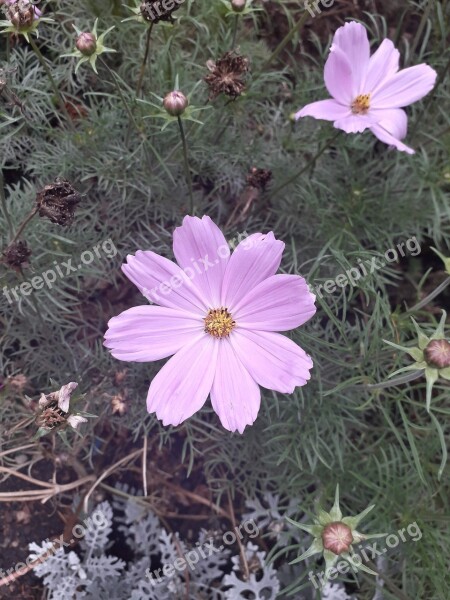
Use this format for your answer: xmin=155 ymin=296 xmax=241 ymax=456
xmin=76 ymin=32 xmax=97 ymax=56
xmin=163 ymin=91 xmax=189 ymax=116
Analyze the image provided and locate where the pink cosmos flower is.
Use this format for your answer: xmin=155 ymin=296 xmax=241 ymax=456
xmin=295 ymin=21 xmax=437 ymax=154
xmin=104 ymin=216 xmax=316 ymax=433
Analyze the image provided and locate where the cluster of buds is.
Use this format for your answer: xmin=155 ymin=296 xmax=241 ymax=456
xmin=36 ymin=178 xmax=83 ymax=226
xmin=385 ymin=310 xmax=450 ymax=411
xmin=62 ymin=18 xmax=115 ymax=74
xmin=288 ymin=486 xmax=385 ymax=585
xmin=35 ymin=382 xmax=88 ymax=437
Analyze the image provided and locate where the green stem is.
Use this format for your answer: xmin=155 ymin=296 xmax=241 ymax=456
xmin=8 ymin=208 xmax=38 ymax=246
xmin=100 ymin=58 xmax=141 ymax=133
xmin=272 ymin=130 xmax=340 ymax=195
xmin=0 ymin=169 xmax=14 ymax=239
xmin=231 ymin=14 xmax=239 ymax=50
xmin=407 ymin=277 xmax=450 ymax=313
xmin=259 ymin=9 xmax=310 ymax=74
xmin=28 ymin=37 xmax=74 ymax=131
xmin=135 ymin=23 xmax=154 ymax=98
xmin=177 ymin=116 xmax=194 ymax=215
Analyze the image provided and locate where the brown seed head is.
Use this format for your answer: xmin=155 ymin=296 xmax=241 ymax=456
xmin=204 ymin=51 xmax=249 ymax=101
xmin=36 ymin=178 xmax=83 ymax=226
xmin=2 ymin=240 xmax=32 ymax=270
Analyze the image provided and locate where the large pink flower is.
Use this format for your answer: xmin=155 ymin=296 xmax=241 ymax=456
xmin=296 ymin=21 xmax=437 ymax=154
xmin=104 ymin=216 xmax=316 ymax=433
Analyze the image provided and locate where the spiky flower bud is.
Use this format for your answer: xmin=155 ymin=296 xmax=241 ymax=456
xmin=322 ymin=522 xmax=354 ymax=555
xmin=231 ymin=0 xmax=246 ymax=12
xmin=163 ymin=90 xmax=189 ymax=117
xmin=424 ymin=339 xmax=450 ymax=369
xmin=76 ymin=32 xmax=97 ymax=56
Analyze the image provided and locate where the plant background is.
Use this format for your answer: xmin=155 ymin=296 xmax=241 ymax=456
xmin=0 ymin=0 xmax=449 ymax=598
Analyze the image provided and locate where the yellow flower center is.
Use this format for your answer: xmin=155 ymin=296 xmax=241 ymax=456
xmin=204 ymin=308 xmax=235 ymax=338
xmin=351 ymin=93 xmax=371 ymax=115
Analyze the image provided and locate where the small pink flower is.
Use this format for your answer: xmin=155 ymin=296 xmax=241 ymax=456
xmin=296 ymin=21 xmax=437 ymax=154
xmin=322 ymin=522 xmax=354 ymax=555
xmin=104 ymin=216 xmax=316 ymax=433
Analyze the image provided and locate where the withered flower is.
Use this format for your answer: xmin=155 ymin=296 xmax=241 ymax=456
xmin=246 ymin=167 xmax=272 ymax=191
xmin=35 ymin=178 xmax=83 ymax=226
xmin=36 ymin=382 xmax=87 ymax=432
xmin=2 ymin=240 xmax=32 ymax=270
xmin=204 ymin=51 xmax=249 ymax=101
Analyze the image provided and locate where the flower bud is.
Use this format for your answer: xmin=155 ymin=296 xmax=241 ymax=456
xmin=424 ymin=339 xmax=450 ymax=369
xmin=231 ymin=0 xmax=246 ymax=12
xmin=322 ymin=522 xmax=354 ymax=555
xmin=163 ymin=91 xmax=189 ymax=117
xmin=76 ymin=32 xmax=97 ymax=56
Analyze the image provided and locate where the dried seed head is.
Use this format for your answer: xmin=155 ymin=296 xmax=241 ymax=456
xmin=2 ymin=240 xmax=32 ymax=270
xmin=424 ymin=339 xmax=450 ymax=369
xmin=37 ymin=382 xmax=85 ymax=431
xmin=36 ymin=178 xmax=83 ymax=226
xmin=204 ymin=51 xmax=249 ymax=101
xmin=8 ymin=1 xmax=35 ymax=28
xmin=231 ymin=0 xmax=247 ymax=12
xmin=246 ymin=167 xmax=272 ymax=191
xmin=76 ymin=32 xmax=97 ymax=56
xmin=322 ymin=522 xmax=354 ymax=555
xmin=163 ymin=90 xmax=189 ymax=116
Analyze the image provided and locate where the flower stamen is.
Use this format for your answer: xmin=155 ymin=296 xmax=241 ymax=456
xmin=351 ymin=93 xmax=371 ymax=115
xmin=204 ymin=308 xmax=235 ymax=338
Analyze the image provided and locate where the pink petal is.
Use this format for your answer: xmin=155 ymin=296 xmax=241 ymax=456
xmin=147 ymin=335 xmax=218 ymax=427
xmin=122 ymin=250 xmax=207 ymax=314
xmin=372 ymin=107 xmax=408 ymax=139
xmin=173 ymin=216 xmax=230 ymax=307
xmin=295 ymin=99 xmax=351 ymax=121
xmin=364 ymin=39 xmax=400 ymax=94
xmin=370 ymin=125 xmax=415 ymax=154
xmin=231 ymin=330 xmax=313 ymax=393
xmin=333 ymin=113 xmax=380 ymax=134
xmin=221 ymin=232 xmax=284 ymax=310
xmin=104 ymin=306 xmax=203 ymax=362
xmin=233 ymin=274 xmax=316 ymax=332
xmin=210 ymin=339 xmax=260 ymax=434
xmin=332 ymin=22 xmax=371 ymax=95
xmin=324 ymin=46 xmax=354 ymax=105
xmin=372 ymin=64 xmax=437 ymax=109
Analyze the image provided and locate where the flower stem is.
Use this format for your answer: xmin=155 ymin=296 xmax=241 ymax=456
xmin=259 ymin=9 xmax=309 ymax=73
xmin=231 ymin=14 xmax=239 ymax=50
xmin=407 ymin=277 xmax=450 ymax=313
xmin=28 ymin=37 xmax=74 ymax=131
xmin=272 ymin=130 xmax=340 ymax=195
xmin=135 ymin=23 xmax=154 ymax=97
xmin=177 ymin=116 xmax=194 ymax=215
xmin=8 ymin=207 xmax=38 ymax=246
xmin=0 ymin=169 xmax=14 ymax=238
